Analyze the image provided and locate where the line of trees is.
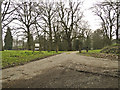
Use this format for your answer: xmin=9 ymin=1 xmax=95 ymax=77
xmin=0 ymin=0 xmax=119 ymax=51
xmin=92 ymin=0 xmax=120 ymax=45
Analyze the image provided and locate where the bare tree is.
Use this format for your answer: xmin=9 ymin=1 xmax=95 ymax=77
xmin=0 ymin=1 xmax=3 ymax=51
xmin=37 ymin=2 xmax=56 ymax=51
xmin=77 ymin=21 xmax=90 ymax=53
xmin=34 ymin=23 xmax=43 ymax=52
xmin=52 ymin=18 xmax=61 ymax=52
xmin=92 ymin=1 xmax=116 ymax=45
xmin=0 ymin=0 xmax=15 ymax=51
xmin=57 ymin=1 xmax=83 ymax=50
xmin=115 ymin=1 xmax=120 ymax=43
xmin=2 ymin=0 xmax=16 ymax=30
xmin=107 ymin=1 xmax=120 ymax=43
xmin=13 ymin=2 xmax=40 ymax=50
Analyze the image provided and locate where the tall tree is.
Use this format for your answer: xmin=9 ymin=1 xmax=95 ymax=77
xmin=109 ymin=1 xmax=120 ymax=43
xmin=53 ymin=20 xmax=61 ymax=52
xmin=84 ymin=29 xmax=92 ymax=51
xmin=92 ymin=29 xmax=104 ymax=49
xmin=0 ymin=0 xmax=16 ymax=51
xmin=0 ymin=0 xmax=19 ymax=51
xmin=101 ymin=1 xmax=120 ymax=44
xmin=4 ymin=27 xmax=13 ymax=50
xmin=2 ymin=0 xmax=16 ymax=30
xmin=57 ymin=1 xmax=83 ymax=50
xmin=92 ymin=1 xmax=116 ymax=45
xmin=14 ymin=2 xmax=39 ymax=50
xmin=0 ymin=1 xmax=3 ymax=51
xmin=37 ymin=2 xmax=56 ymax=51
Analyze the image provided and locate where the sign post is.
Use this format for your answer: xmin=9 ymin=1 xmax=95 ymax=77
xmin=35 ymin=43 xmax=39 ymax=51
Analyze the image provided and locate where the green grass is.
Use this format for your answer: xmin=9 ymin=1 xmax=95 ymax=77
xmin=81 ymin=49 xmax=101 ymax=53
xmin=78 ymin=49 xmax=101 ymax=57
xmin=1 ymin=50 xmax=64 ymax=68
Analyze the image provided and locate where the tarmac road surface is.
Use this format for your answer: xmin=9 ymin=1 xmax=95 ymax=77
xmin=2 ymin=52 xmax=119 ymax=88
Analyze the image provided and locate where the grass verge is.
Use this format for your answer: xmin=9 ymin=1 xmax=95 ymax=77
xmin=79 ymin=50 xmax=118 ymax=61
xmin=1 ymin=50 xmax=64 ymax=69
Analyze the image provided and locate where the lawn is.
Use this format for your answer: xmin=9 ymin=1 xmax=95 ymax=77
xmin=1 ymin=50 xmax=64 ymax=69
xmin=81 ymin=49 xmax=101 ymax=53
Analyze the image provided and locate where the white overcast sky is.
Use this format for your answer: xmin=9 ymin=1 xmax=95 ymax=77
xmin=82 ymin=0 xmax=102 ymax=30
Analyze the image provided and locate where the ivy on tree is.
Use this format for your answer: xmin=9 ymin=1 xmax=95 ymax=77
xmin=4 ymin=27 xmax=13 ymax=50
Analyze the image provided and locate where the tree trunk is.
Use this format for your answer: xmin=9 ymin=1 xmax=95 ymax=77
xmin=0 ymin=2 xmax=3 ymax=51
xmin=86 ymin=47 xmax=88 ymax=52
xmin=56 ymin=45 xmax=58 ymax=53
xmin=43 ymin=32 xmax=46 ymax=51
xmin=67 ymin=40 xmax=72 ymax=51
xmin=55 ymin=40 xmax=59 ymax=53
xmin=48 ymin=16 xmax=52 ymax=51
xmin=32 ymin=41 xmax=35 ymax=54
xmin=39 ymin=38 xmax=41 ymax=52
xmin=116 ymin=2 xmax=120 ymax=44
xmin=48 ymin=42 xmax=50 ymax=52
xmin=49 ymin=33 xmax=52 ymax=51
xmin=110 ymin=24 xmax=112 ymax=45
xmin=27 ymin=27 xmax=31 ymax=50
xmin=27 ymin=34 xmax=31 ymax=50
xmin=22 ymin=40 xmax=24 ymax=50
xmin=116 ymin=12 xmax=119 ymax=44
xmin=79 ymin=45 xmax=81 ymax=53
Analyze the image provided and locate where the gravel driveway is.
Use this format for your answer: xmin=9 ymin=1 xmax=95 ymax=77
xmin=2 ymin=52 xmax=119 ymax=88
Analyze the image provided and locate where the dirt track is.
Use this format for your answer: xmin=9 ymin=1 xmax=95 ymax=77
xmin=2 ymin=52 xmax=118 ymax=88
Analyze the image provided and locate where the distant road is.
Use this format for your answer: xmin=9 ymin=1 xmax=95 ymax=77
xmin=2 ymin=51 xmax=118 ymax=88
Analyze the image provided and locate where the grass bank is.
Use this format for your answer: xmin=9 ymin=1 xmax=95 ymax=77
xmin=79 ymin=49 xmax=118 ymax=61
xmin=1 ymin=50 xmax=64 ymax=69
